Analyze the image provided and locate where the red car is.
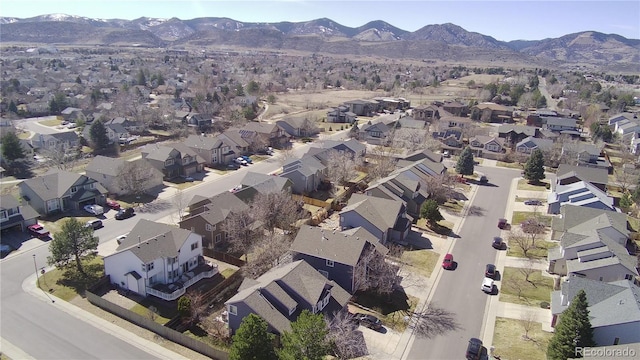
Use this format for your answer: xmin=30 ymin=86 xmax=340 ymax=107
xmin=106 ymin=199 xmax=121 ymax=210
xmin=442 ymin=253 xmax=454 ymax=270
xmin=28 ymin=224 xmax=50 ymax=239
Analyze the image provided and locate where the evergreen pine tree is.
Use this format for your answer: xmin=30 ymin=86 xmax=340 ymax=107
xmin=547 ymin=290 xmax=595 ymax=360
xmin=524 ymin=148 xmax=546 ymax=184
xmin=455 ymin=147 xmax=474 ymax=177
xmin=278 ymin=310 xmax=329 ymax=360
xmin=1 ymin=132 xmax=26 ymax=163
xmin=229 ymin=314 xmax=276 ymax=360
xmin=8 ymin=100 xmax=18 ymax=114
xmin=89 ymin=120 xmax=110 ymax=151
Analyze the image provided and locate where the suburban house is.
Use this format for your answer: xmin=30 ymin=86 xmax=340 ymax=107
xmin=104 ymin=117 xmax=146 ymax=133
xmin=183 ymin=134 xmax=238 ymax=168
xmin=614 ymin=119 xmax=640 ymax=139
xmin=179 ymin=191 xmax=249 ymax=248
xmin=276 ymin=117 xmax=320 ymax=137
xmin=241 ymin=122 xmax=290 ymax=149
xmin=104 ymin=219 xmax=218 ymax=301
xmin=468 ymin=135 xmax=505 ymax=158
xmin=280 ymin=155 xmax=328 ymax=195
xmin=343 ymin=99 xmax=378 ymax=116
xmin=372 ymin=97 xmax=410 ymax=112
xmin=290 ymin=226 xmax=389 ymax=294
xmin=218 ymin=129 xmax=251 ymax=157
xmin=339 ymin=193 xmax=411 ymax=244
xmin=225 ymin=260 xmax=351 ymax=335
xmin=554 ymin=164 xmax=608 ymax=192
xmin=542 ymin=117 xmax=580 ymax=135
xmin=365 ymin=166 xmax=429 ymax=219
xmin=60 ymin=107 xmax=86 ymax=122
xmin=0 ymin=194 xmax=39 ymax=232
xmin=19 ymin=170 xmax=108 ymax=216
xmin=498 ymin=125 xmax=540 ymax=146
xmin=358 ymin=121 xmax=392 ymax=145
xmin=185 ymin=113 xmax=212 ymax=129
xmin=442 ymin=101 xmax=468 ymax=117
xmin=233 ymin=172 xmax=293 ymax=202
xmin=141 ymin=143 xmax=205 ymax=180
xmin=515 ymin=136 xmax=554 ymax=155
xmin=551 ymin=275 xmax=640 ymax=345
xmin=412 ymin=104 xmax=440 ymax=122
xmin=81 ymin=123 xmax=130 ymax=144
xmin=561 ymin=143 xmax=602 ymax=166
xmin=312 ymin=139 xmax=367 ymax=160
xmin=31 ymin=132 xmax=79 ymax=151
xmin=547 ymin=180 xmax=617 ymax=214
xmin=394 ymin=116 xmax=427 ymax=130
xmin=85 ymin=156 xmax=163 ymax=197
xmin=471 ymin=102 xmax=513 ymax=123
xmin=326 ymin=106 xmax=357 ymax=124
xmin=547 ymin=206 xmax=637 ymax=282
xmin=401 ymin=148 xmax=443 ymax=163
xmin=433 ymin=128 xmax=464 ymax=153
xmin=440 ymin=116 xmax=471 ymax=128
xmin=608 ymin=112 xmax=638 ymax=129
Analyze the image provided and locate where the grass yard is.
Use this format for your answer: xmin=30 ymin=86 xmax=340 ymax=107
xmin=129 ymin=300 xmax=175 ymax=325
xmin=17 ymin=131 xmax=31 ymax=139
xmin=492 ymin=317 xmax=552 ymax=360
xmin=441 ymin=199 xmax=463 ymax=215
xmin=39 ymin=215 xmax=98 ymax=236
xmin=37 ymin=256 xmax=105 ymax=302
xmin=511 ymin=211 xmax=552 ymax=226
xmin=401 ymin=249 xmax=440 ymax=278
xmin=517 ymin=179 xmax=550 ymax=191
xmin=500 ymin=267 xmax=554 ymax=307
xmin=353 ymin=290 xmax=418 ymax=332
xmin=507 ymin=240 xmax=557 ymax=259
xmin=38 ymin=119 xmax=62 ymax=127
xmin=496 ymin=161 xmax=524 ymax=169
xmin=514 ymin=195 xmax=546 ymax=203
xmin=220 ymin=268 xmax=237 ymax=279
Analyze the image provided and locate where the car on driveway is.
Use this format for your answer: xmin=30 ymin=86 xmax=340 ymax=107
xmin=442 ymin=253 xmax=454 ymax=270
xmin=353 ymin=313 xmax=383 ymax=330
xmin=524 ymin=199 xmax=542 ymax=206
xmin=86 ymin=219 xmax=103 ymax=230
xmin=116 ymin=234 xmax=127 ymax=245
xmin=84 ymin=204 xmax=104 ymax=216
xmin=105 ymin=199 xmax=121 ymax=210
xmin=235 ymin=157 xmax=248 ymax=166
xmin=485 ymin=264 xmax=497 ymax=279
xmin=466 ymin=338 xmax=483 ymax=360
xmin=492 ymin=237 xmax=504 ymax=249
xmin=481 ymin=277 xmax=494 ymax=294
xmin=241 ymin=155 xmax=253 ymax=164
xmin=28 ymin=224 xmax=50 ymax=239
xmin=115 ymin=207 xmax=135 ymax=220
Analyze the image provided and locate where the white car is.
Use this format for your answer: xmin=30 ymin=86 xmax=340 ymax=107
xmin=83 ymin=204 xmax=104 ymax=216
xmin=481 ymin=277 xmax=494 ymax=294
xmin=235 ymin=157 xmax=248 ymax=166
xmin=116 ymin=234 xmax=128 ymax=245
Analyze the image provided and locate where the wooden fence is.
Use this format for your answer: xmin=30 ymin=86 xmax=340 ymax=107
xmin=292 ymin=194 xmax=332 ymax=210
xmin=203 ymin=248 xmax=246 ymax=267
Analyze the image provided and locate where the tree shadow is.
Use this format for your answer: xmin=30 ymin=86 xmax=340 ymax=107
xmin=58 ymin=261 xmax=104 ymax=298
xmin=467 ymin=205 xmax=485 ymax=216
xmin=137 ymin=199 xmax=171 ymax=214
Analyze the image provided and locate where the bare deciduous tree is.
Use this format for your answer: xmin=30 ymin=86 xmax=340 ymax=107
xmin=171 ymin=188 xmax=187 ymax=224
xmin=326 ymin=150 xmax=361 ymax=186
xmin=520 ymin=310 xmax=537 ymax=340
xmin=508 ymin=229 xmax=538 ymax=259
xmin=366 ymin=146 xmax=398 ymax=181
xmin=184 ymin=291 xmax=208 ymax=326
xmin=408 ymin=304 xmax=461 ymax=339
xmin=222 ymin=207 xmax=262 ymax=262
xmin=504 ymin=277 xmax=525 ymax=300
xmin=353 ymin=244 xmax=402 ymax=296
xmin=420 ymin=173 xmax=455 ymax=204
xmin=117 ymin=159 xmax=158 ymax=198
xmin=518 ymin=260 xmax=538 ymax=288
xmin=252 ymin=191 xmax=306 ymax=233
xmin=242 ymin=232 xmax=292 ymax=279
xmin=43 ymin=144 xmax=79 ymax=171
xmin=326 ymin=310 xmax=368 ymax=359
xmin=392 ymin=128 xmax=428 ymax=152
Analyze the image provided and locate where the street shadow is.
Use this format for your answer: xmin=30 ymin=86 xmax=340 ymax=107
xmin=137 ymin=199 xmax=171 ymax=214
xmin=467 ymin=205 xmax=485 ymax=216
xmin=494 ymin=271 xmax=501 ymax=281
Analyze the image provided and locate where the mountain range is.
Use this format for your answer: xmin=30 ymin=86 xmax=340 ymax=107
xmin=2 ymin=14 xmax=639 ymax=71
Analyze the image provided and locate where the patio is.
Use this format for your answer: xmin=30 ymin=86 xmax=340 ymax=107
xmin=146 ymin=260 xmax=218 ymax=301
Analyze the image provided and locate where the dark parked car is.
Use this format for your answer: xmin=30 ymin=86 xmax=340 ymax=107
xmin=485 ymin=264 xmax=497 ymax=279
xmin=353 ymin=313 xmax=383 ymax=330
xmin=524 ymin=199 xmax=542 ymax=206
xmin=492 ymin=237 xmax=504 ymax=249
xmin=479 ymin=175 xmax=488 ymax=183
xmin=115 ymin=207 xmax=135 ymax=220
xmin=28 ymin=224 xmax=50 ymax=239
xmin=498 ymin=218 xmax=507 ymax=229
xmin=466 ymin=338 xmax=483 ymax=360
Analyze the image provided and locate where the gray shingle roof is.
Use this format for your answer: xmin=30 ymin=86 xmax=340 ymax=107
xmin=115 ymin=219 xmax=194 ymax=263
xmin=20 ymin=170 xmax=105 ymax=201
xmin=181 ymin=191 xmax=248 ymax=225
xmin=85 ymin=155 xmax=125 ymax=177
xmin=340 ymin=193 xmax=404 ymax=231
xmin=290 ymin=226 xmax=387 ymax=266
xmin=183 ymin=134 xmax=222 ymax=151
xmin=498 ymin=124 xmax=538 ymax=136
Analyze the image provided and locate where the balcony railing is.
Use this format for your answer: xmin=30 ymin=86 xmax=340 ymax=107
xmin=145 ymin=261 xmax=218 ymax=301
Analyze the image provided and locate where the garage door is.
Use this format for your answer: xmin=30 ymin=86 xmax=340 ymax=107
xmin=79 ymin=198 xmax=96 ymax=207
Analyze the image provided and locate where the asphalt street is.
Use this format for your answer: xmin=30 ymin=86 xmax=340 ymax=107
xmin=407 ymin=164 xmax=521 ymax=359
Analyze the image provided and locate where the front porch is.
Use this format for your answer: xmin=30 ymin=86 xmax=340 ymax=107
xmin=146 ymin=260 xmax=219 ymax=301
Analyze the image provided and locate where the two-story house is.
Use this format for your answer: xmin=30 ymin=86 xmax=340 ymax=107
xmin=225 ymin=260 xmax=351 ymax=335
xmin=515 ymin=136 xmax=554 ymax=155
xmin=358 ymin=121 xmax=391 ymax=146
xmin=104 ymin=219 xmax=218 ymax=301
xmin=470 ymin=102 xmax=513 ymax=123
xmin=498 ymin=125 xmax=540 ymax=146
xmin=468 ymin=135 xmax=505 ymax=159
xmin=276 ymin=117 xmax=320 ymax=137
xmin=343 ymin=99 xmax=377 ymax=116
xmin=339 ymin=193 xmax=411 ymax=244
xmin=179 ymin=191 xmax=249 ymax=249
xmin=31 ymin=132 xmax=79 ymax=151
xmin=241 ymin=122 xmax=290 ymax=149
xmin=412 ymin=104 xmax=440 ymax=122
xmin=365 ymin=167 xmax=429 ymax=219
xmin=280 ymin=155 xmax=328 ymax=195
xmin=547 ymin=206 xmax=637 ymax=282
xmin=0 ymin=194 xmax=39 ymax=232
xmin=183 ymin=134 xmax=238 ymax=168
xmin=326 ymin=106 xmax=357 ymax=124
xmin=542 ymin=117 xmax=580 ymax=134
xmin=19 ymin=170 xmax=108 ymax=216
xmin=442 ymin=101 xmax=468 ymax=117
xmin=141 ymin=143 xmax=205 ymax=180
xmin=85 ymin=156 xmax=163 ymax=197
xmin=290 ymin=226 xmax=389 ymax=294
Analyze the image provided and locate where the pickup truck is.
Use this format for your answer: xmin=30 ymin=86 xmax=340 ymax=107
xmin=84 ymin=204 xmax=104 ymax=216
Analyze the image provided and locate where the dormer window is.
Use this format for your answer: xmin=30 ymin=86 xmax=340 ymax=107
xmin=326 ymin=259 xmax=334 ymax=268
xmin=165 ymin=159 xmax=174 ymax=166
xmin=70 ymin=186 xmax=78 ymax=193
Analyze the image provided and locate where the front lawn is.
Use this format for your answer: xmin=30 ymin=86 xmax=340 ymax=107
xmin=441 ymin=200 xmax=463 ymax=215
xmin=129 ymin=299 xmax=175 ymax=325
xmin=507 ymin=240 xmax=557 ymax=259
xmin=37 ymin=256 xmax=105 ymax=301
xmin=492 ymin=317 xmax=552 ymax=360
xmin=496 ymin=161 xmax=524 ymax=169
xmin=499 ymin=267 xmax=554 ymax=307
xmin=38 ymin=119 xmax=62 ymax=127
xmin=353 ymin=289 xmax=418 ymax=332
xmin=511 ymin=211 xmax=552 ymax=226
xmin=401 ymin=249 xmax=440 ymax=278
xmin=517 ymin=179 xmax=550 ymax=191
xmin=39 ymin=215 xmax=99 ymax=237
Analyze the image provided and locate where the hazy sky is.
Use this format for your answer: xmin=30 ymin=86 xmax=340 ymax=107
xmin=1 ymin=0 xmax=639 ymax=41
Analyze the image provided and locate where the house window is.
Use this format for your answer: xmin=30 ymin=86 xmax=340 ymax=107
xmin=318 ymin=270 xmax=329 ymax=278
xmin=228 ymin=305 xmax=237 ymax=316
xmin=206 ymin=224 xmax=216 ymax=231
xmin=326 ymin=260 xmax=334 ymax=267
xmin=0 ymin=211 xmax=7 ymax=220
xmin=191 ymin=242 xmax=199 ymax=251
xmin=215 ymin=233 xmax=222 ymax=243
xmin=625 ymin=274 xmax=633 ymax=280
xmin=70 ymin=186 xmax=78 ymax=193
xmin=46 ymin=199 xmax=60 ymax=212
xmin=165 ymin=159 xmax=174 ymax=166
xmin=613 ymin=337 xmax=620 ymax=345
xmin=147 ymin=263 xmax=154 ymax=271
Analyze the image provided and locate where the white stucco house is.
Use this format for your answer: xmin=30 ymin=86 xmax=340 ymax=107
xmin=103 ymin=219 xmax=218 ymax=301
